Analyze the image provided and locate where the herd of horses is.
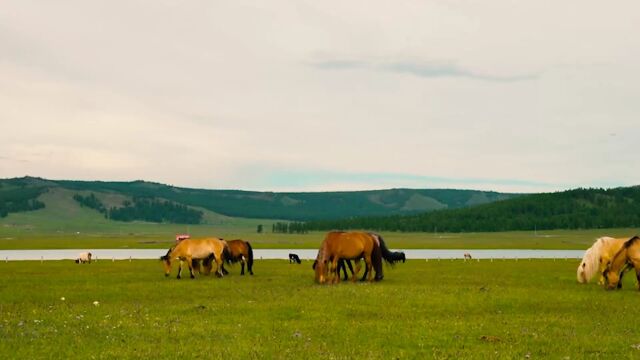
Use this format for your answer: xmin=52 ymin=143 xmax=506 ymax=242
xmin=577 ymin=235 xmax=640 ymax=290
xmin=160 ymin=238 xmax=254 ymax=279
xmin=159 ymin=230 xmax=406 ymax=283
xmin=160 ymin=231 xmax=640 ymax=289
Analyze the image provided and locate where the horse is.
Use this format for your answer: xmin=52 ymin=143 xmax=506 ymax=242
xmin=220 ymin=239 xmax=254 ymax=275
xmin=289 ymin=253 xmax=302 ymax=264
xmin=313 ymin=232 xmax=405 ymax=282
xmin=160 ymin=238 xmax=230 ymax=279
xmin=464 ymin=253 xmax=472 ymax=260
xmin=314 ymin=231 xmax=381 ymax=284
xmin=75 ymin=252 xmax=92 ymax=264
xmin=603 ymin=236 xmax=640 ymax=290
xmin=576 ymin=237 xmax=626 ymax=284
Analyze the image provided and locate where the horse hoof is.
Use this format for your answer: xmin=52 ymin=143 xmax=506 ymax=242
xmin=190 ymin=275 xmax=195 ymax=279
xmin=165 ymin=273 xmax=169 ymax=277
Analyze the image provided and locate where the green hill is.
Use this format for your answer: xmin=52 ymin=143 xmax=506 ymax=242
xmin=0 ymin=177 xmax=518 ymax=223
xmin=304 ymin=186 xmax=640 ymax=232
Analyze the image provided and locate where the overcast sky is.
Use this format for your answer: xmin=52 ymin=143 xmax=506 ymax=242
xmin=1 ymin=1 xmax=639 ymax=193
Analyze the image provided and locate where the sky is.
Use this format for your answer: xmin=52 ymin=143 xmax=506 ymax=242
xmin=1 ymin=1 xmax=639 ymax=193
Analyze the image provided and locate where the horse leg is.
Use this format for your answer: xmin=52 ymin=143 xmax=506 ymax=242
xmin=338 ymin=259 xmax=349 ymax=281
xmin=365 ymin=256 xmax=374 ymax=282
xmin=241 ymin=258 xmax=245 ymax=275
xmin=351 ymin=259 xmax=362 ymax=282
xmin=177 ymin=259 xmax=183 ymax=279
xmin=186 ymin=256 xmax=195 ymax=279
xmin=215 ymin=254 xmax=224 ymax=278
xmin=331 ymin=258 xmax=340 ymax=284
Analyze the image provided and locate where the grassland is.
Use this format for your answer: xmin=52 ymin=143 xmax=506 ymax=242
xmin=1 ymin=259 xmax=639 ymax=359
xmin=1 ymin=225 xmax=639 ymax=250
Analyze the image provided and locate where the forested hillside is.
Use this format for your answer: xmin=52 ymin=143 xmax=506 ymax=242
xmin=304 ymin=187 xmax=640 ymax=232
xmin=0 ymin=177 xmax=518 ymax=222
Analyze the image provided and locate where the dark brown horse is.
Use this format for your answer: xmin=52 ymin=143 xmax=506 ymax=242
xmin=314 ymin=231 xmax=383 ymax=284
xmin=221 ymin=239 xmax=254 ymax=275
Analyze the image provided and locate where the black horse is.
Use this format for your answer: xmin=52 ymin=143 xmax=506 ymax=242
xmin=289 ymin=253 xmax=302 ymax=264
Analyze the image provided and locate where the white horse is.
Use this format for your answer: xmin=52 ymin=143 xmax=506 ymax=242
xmin=577 ymin=237 xmax=626 ymax=284
xmin=75 ymin=252 xmax=92 ymax=264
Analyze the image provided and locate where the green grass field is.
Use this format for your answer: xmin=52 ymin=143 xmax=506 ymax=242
xmin=1 ymin=259 xmax=639 ymax=358
xmin=1 ymin=227 xmax=639 ymax=250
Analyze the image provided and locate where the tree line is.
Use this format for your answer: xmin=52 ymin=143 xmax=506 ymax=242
xmin=0 ymin=186 xmax=46 ymax=218
xmin=73 ymin=193 xmax=203 ymax=224
xmin=272 ymin=221 xmax=309 ymax=234
xmin=303 ymin=187 xmax=640 ymax=233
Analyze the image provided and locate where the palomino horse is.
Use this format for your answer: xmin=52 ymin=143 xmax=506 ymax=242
xmin=576 ymin=237 xmax=626 ymax=284
xmin=314 ymin=231 xmax=383 ymax=284
xmin=160 ymin=238 xmax=230 ymax=279
xmin=220 ymin=239 xmax=254 ymax=275
xmin=603 ymin=236 xmax=640 ymax=290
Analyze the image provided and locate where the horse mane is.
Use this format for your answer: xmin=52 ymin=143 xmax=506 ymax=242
xmin=624 ymin=235 xmax=640 ymax=248
xmin=160 ymin=246 xmax=175 ymax=261
xmin=576 ymin=237 xmax=612 ymax=283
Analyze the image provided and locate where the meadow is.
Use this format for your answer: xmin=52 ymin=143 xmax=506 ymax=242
xmin=1 ymin=226 xmax=639 ymax=250
xmin=1 ymin=259 xmax=639 ymax=359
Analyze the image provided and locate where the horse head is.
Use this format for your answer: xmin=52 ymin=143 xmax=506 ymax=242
xmin=314 ymin=250 xmax=328 ymax=284
xmin=160 ymin=248 xmax=173 ymax=277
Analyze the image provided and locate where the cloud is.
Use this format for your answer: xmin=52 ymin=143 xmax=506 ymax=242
xmin=384 ymin=61 xmax=539 ymax=82
xmin=310 ymin=57 xmax=539 ymax=82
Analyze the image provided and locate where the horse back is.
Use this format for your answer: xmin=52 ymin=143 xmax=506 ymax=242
xmin=173 ymin=238 xmax=225 ymax=259
xmin=226 ymin=239 xmax=248 ymax=258
xmin=324 ymin=231 xmax=374 ymax=258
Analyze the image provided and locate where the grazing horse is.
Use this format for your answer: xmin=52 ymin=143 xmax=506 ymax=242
xmin=75 ymin=252 xmax=92 ymax=264
xmin=464 ymin=253 xmax=472 ymax=260
xmin=313 ymin=232 xmax=405 ymax=282
xmin=160 ymin=238 xmax=230 ymax=279
xmin=314 ymin=231 xmax=383 ymax=284
xmin=603 ymin=236 xmax=640 ymax=290
xmin=576 ymin=237 xmax=626 ymax=284
xmin=289 ymin=253 xmax=302 ymax=264
xmin=220 ymin=239 xmax=254 ymax=275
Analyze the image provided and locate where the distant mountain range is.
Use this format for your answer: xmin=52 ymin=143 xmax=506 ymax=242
xmin=0 ymin=177 xmax=519 ymax=222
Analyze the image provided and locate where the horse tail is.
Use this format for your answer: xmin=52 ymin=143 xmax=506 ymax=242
xmin=246 ymin=241 xmax=254 ymax=271
xmin=373 ymin=233 xmax=402 ymax=265
xmin=371 ymin=236 xmax=384 ymax=280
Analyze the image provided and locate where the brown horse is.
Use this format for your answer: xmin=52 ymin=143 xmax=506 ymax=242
xmin=603 ymin=235 xmax=640 ymax=290
xmin=160 ymin=238 xmax=230 ymax=279
xmin=314 ymin=231 xmax=382 ymax=284
xmin=220 ymin=239 xmax=254 ymax=275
